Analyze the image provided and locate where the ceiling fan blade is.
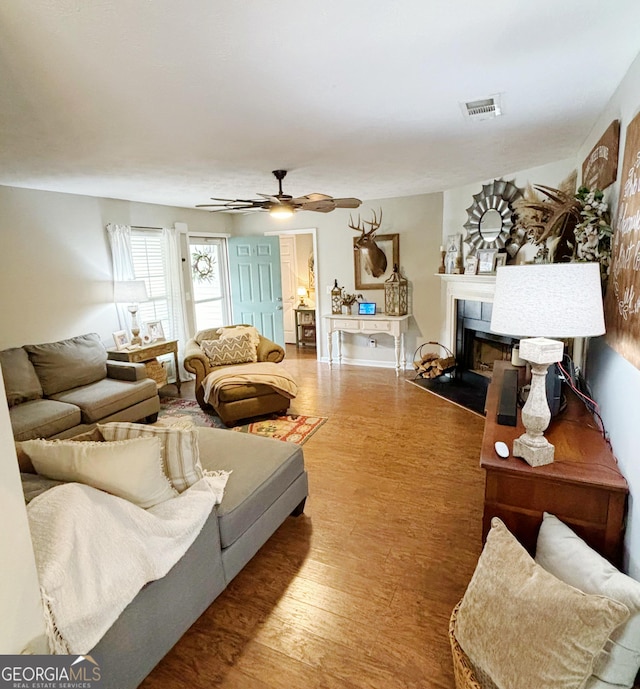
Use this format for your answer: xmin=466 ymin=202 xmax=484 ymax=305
xmin=333 ymin=197 xmax=362 ymax=209
xmin=294 ymin=193 xmax=332 ymax=202
xmin=198 ymin=170 xmax=361 ymax=215
xmin=296 ymin=198 xmax=337 ymax=213
xmin=207 ymin=196 xmax=259 ymax=203
xmin=195 ymin=201 xmax=267 ymax=212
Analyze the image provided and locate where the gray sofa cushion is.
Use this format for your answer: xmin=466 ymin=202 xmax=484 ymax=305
xmin=50 ymin=377 xmax=158 ymax=423
xmin=10 ymin=399 xmax=81 ymax=441
xmin=197 ymin=427 xmax=304 ymax=548
xmin=0 ymin=347 xmax=43 ymax=406
xmin=25 ymin=333 xmax=107 ymax=396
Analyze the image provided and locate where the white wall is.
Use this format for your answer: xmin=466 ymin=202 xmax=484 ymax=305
xmin=577 ymin=52 xmax=640 ymax=576
xmin=0 ymin=185 xmax=227 ymax=349
xmin=0 ymin=369 xmax=46 ymax=653
xmin=442 ymin=156 xmax=576 ymax=253
xmin=232 ymin=193 xmax=443 ymax=367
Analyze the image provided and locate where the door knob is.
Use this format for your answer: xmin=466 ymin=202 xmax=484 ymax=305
xmin=276 ymin=306 xmax=283 ymax=310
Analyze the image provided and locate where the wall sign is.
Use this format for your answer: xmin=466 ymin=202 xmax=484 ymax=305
xmin=604 ymin=112 xmax=640 ymax=369
xmin=582 ymin=120 xmax=620 ymax=190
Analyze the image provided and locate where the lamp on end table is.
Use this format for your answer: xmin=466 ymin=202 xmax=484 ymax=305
xmin=114 ymin=280 xmax=149 ymax=346
xmin=489 ymin=263 xmax=605 ymax=467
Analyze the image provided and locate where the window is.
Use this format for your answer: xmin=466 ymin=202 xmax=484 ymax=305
xmin=130 ymin=230 xmax=171 ymax=335
xmin=189 ymin=237 xmax=231 ymax=331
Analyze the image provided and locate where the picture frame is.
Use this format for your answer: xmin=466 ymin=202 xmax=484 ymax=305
xmin=493 ymin=253 xmax=507 ymax=270
xmin=144 ymin=320 xmax=165 ymax=342
xmin=477 ymin=249 xmax=498 ymax=274
xmin=300 ymin=311 xmax=314 ymax=325
xmin=445 ymin=251 xmax=458 ymax=274
xmin=353 ymin=233 xmax=399 ymax=290
xmin=112 ymin=330 xmax=130 ymax=351
xmin=446 ymin=233 xmax=462 ymax=254
xmin=464 ymin=255 xmax=479 ymax=275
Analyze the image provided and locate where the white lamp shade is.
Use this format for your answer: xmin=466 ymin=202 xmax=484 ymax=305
xmin=297 ymin=286 xmax=308 ymax=297
xmin=490 ymin=263 xmax=605 ymax=338
xmin=113 ymin=280 xmax=148 ymax=304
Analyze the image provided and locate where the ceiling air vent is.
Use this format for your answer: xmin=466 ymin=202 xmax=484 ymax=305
xmin=462 ymin=94 xmax=503 ymax=121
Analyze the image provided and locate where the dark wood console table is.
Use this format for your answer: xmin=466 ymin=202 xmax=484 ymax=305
xmin=481 ymin=361 xmax=628 ymax=566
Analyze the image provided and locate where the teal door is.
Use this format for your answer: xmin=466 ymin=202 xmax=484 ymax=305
xmin=228 ymin=236 xmax=285 ymax=346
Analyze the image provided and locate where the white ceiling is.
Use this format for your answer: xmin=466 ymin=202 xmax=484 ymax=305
xmin=1 ymin=1 xmax=640 ymax=209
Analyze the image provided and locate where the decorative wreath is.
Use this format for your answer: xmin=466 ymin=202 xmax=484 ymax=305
xmin=191 ymin=248 xmax=216 ymax=282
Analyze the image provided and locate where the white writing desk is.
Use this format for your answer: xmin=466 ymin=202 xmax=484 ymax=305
xmin=323 ymin=313 xmax=410 ymax=374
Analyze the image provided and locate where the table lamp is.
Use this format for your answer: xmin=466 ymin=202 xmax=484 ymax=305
xmin=297 ymin=286 xmax=308 ymax=306
xmin=490 ymin=263 xmax=605 ymax=467
xmin=114 ymin=280 xmax=149 ymax=346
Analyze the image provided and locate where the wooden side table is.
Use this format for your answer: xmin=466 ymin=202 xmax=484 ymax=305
xmin=107 ymin=339 xmax=181 ymax=394
xmin=295 ymin=308 xmax=316 ymax=347
xmin=480 ymin=361 xmax=628 ymax=566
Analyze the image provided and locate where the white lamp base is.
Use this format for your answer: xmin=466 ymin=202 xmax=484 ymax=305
xmin=128 ymin=304 xmax=142 ymax=346
xmin=513 ymin=337 xmax=564 ymax=468
xmin=513 ymin=434 xmax=555 ymax=467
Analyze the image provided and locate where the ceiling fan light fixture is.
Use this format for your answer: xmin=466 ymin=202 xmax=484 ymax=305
xmin=197 ymin=170 xmax=360 ymax=215
xmin=269 ymin=204 xmax=295 ymax=219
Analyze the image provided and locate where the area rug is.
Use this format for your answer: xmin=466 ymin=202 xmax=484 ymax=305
xmin=159 ymin=398 xmax=327 ymax=445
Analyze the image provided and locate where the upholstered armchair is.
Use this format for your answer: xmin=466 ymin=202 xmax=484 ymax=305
xmin=183 ymin=325 xmax=287 ymax=424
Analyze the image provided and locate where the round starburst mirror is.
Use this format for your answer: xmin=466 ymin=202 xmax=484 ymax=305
xmin=463 ymin=179 xmax=523 ymax=255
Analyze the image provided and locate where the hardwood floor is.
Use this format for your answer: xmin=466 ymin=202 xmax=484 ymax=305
xmin=142 ymin=347 xmax=486 ymax=689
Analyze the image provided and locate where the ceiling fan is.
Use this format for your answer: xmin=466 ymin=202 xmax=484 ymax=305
xmin=196 ymin=170 xmax=362 ymax=217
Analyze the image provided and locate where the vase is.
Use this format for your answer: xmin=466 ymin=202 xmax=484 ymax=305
xmin=341 ymin=305 xmax=352 ymax=315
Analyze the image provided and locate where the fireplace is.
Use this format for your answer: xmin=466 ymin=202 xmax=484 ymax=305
xmin=411 ymin=274 xmax=503 ymax=415
xmin=456 ymin=300 xmax=516 ymax=377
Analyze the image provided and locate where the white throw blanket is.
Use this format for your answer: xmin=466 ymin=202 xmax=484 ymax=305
xmin=27 ymin=477 xmax=225 ymax=654
xmin=203 ymin=361 xmax=298 ymax=407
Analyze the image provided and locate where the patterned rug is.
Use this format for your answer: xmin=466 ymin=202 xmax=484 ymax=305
xmin=159 ymin=398 xmax=327 ymax=446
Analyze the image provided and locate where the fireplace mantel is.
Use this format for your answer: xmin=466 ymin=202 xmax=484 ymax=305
xmin=437 ymin=274 xmax=497 ymax=353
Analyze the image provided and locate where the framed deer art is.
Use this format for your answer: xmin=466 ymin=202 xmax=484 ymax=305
xmin=350 ymin=209 xmax=399 ymax=290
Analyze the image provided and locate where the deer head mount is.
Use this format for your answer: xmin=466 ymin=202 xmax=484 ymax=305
xmin=350 ymin=209 xmax=387 ymax=278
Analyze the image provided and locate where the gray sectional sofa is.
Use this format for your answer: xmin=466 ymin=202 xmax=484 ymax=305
xmin=90 ymin=426 xmax=309 ymax=689
xmin=1 ymin=333 xmax=160 ymax=441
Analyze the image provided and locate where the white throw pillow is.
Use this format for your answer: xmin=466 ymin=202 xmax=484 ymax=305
xmin=201 ymin=332 xmax=257 ymax=366
xmin=536 ymin=512 xmax=640 ymax=689
xmin=217 ymin=325 xmax=260 ymax=349
xmin=21 ymin=436 xmax=176 ymax=509
xmin=98 ymin=421 xmax=203 ymax=493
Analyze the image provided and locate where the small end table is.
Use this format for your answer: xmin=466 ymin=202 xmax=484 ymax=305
xmin=107 ymin=339 xmax=181 ymax=394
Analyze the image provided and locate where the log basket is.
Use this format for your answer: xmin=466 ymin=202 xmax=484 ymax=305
xmin=413 ymin=341 xmax=456 ymax=380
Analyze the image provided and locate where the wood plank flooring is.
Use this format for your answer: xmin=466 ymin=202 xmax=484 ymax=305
xmin=141 ymin=348 xmax=486 ymax=689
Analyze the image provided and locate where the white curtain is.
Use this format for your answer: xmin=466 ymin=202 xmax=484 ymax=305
xmin=106 ymin=223 xmax=193 ymax=383
xmin=163 ymin=227 xmax=193 ymax=381
xmin=106 ymin=223 xmax=135 ymax=332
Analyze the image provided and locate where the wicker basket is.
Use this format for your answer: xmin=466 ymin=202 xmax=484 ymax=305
xmin=413 ymin=341 xmax=456 ymax=379
xmin=449 ymin=602 xmax=482 ymax=689
xmin=144 ymin=358 xmax=168 ymax=388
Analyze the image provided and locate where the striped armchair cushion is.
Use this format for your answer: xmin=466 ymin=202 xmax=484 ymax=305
xmin=201 ymin=332 xmax=257 ymax=366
